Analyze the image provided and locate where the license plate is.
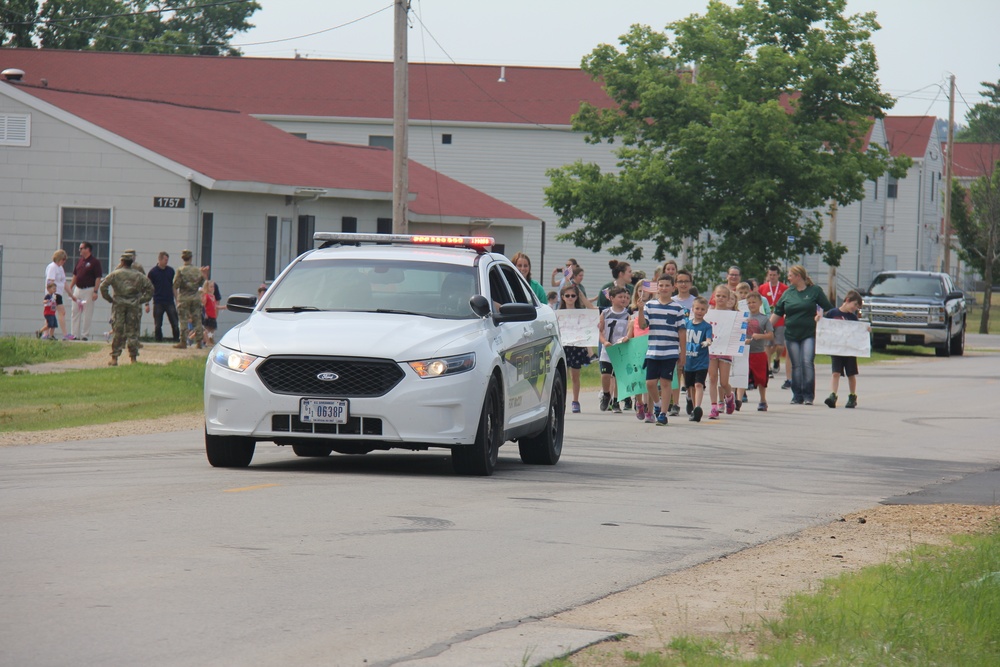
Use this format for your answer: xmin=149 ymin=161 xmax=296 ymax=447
xmin=890 ymin=334 xmax=906 ymax=343
xmin=300 ymin=398 xmax=348 ymax=424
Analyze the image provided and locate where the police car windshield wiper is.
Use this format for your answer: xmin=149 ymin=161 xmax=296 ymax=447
xmin=265 ymin=306 xmax=321 ymax=313
xmin=375 ymin=308 xmax=426 ymax=316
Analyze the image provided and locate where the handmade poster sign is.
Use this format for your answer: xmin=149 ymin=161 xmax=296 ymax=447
xmin=605 ymin=336 xmax=650 ymax=399
xmin=705 ymin=308 xmax=749 ymax=357
xmin=555 ymin=309 xmax=600 ymax=347
xmin=816 ymin=318 xmax=872 ymax=357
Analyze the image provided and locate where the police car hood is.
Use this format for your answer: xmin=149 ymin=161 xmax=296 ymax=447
xmin=223 ymin=311 xmax=486 ymax=360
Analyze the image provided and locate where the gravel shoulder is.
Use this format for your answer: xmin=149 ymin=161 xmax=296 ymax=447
xmin=4 ymin=345 xmax=998 ymax=665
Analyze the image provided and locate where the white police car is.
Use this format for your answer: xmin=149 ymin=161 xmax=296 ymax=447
xmin=204 ymin=233 xmax=566 ymax=475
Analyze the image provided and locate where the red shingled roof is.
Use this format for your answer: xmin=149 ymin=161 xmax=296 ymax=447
xmin=0 ymin=48 xmax=609 ymax=125
xmin=14 ymin=84 xmax=536 ymax=221
xmin=946 ymin=142 xmax=1000 ymax=179
xmin=883 ymin=116 xmax=936 ymax=158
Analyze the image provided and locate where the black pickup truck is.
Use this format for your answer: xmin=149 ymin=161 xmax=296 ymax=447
xmin=861 ymin=271 xmax=966 ymax=357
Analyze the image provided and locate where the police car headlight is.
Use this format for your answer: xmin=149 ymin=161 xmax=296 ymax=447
xmin=408 ymin=353 xmax=475 ymax=378
xmin=212 ymin=347 xmax=258 ymax=372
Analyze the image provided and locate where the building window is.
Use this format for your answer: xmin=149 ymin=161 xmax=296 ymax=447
xmin=887 ymin=175 xmax=898 ymax=199
xmin=0 ymin=113 xmax=30 ymax=146
xmin=369 ymin=135 xmax=393 ymax=149
xmin=265 ymin=215 xmax=294 ymax=281
xmin=342 ymin=216 xmax=358 ymax=233
xmin=376 ymin=218 xmax=392 ymax=234
xmin=873 ymin=179 xmax=878 ymax=200
xmin=61 ymin=207 xmax=111 ymax=273
xmin=442 ymin=133 xmax=452 ymax=144
xmin=297 ymin=215 xmax=315 ymax=255
xmin=201 ymin=212 xmax=214 ymax=269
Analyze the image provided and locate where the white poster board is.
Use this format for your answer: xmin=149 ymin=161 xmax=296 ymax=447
xmin=705 ymin=308 xmax=749 ymax=356
xmin=816 ymin=318 xmax=872 ymax=358
xmin=555 ymin=309 xmax=600 ymax=347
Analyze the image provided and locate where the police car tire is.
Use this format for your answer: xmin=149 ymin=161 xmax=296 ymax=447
xmin=205 ymin=429 xmax=255 ymax=468
xmin=518 ymin=372 xmax=565 ymax=465
xmin=292 ymin=444 xmax=334 ymax=457
xmin=452 ymin=375 xmax=502 ymax=476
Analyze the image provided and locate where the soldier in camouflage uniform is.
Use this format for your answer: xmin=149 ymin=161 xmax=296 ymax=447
xmin=100 ymin=253 xmax=154 ymax=366
xmin=173 ymin=249 xmax=205 ymax=349
xmin=108 ymin=250 xmax=146 ymax=343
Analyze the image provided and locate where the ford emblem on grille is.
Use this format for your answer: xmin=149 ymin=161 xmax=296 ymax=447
xmin=316 ymin=372 xmax=339 ymax=382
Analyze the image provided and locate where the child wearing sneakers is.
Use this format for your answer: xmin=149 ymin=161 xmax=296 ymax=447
xmin=745 ymin=292 xmax=774 ymax=411
xmin=669 ymin=269 xmax=697 ymax=416
xmin=598 ymin=286 xmax=632 ymax=413
xmin=39 ymin=281 xmax=59 ymax=339
xmin=637 ymin=274 xmax=686 ymax=425
xmin=558 ymin=283 xmax=594 ymax=413
xmin=683 ymin=297 xmax=713 ymax=421
xmin=707 ymin=284 xmax=737 ymax=419
xmin=823 ymin=290 xmax=863 ymax=409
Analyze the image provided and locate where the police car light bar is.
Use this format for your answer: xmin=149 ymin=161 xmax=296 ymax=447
xmin=314 ymin=232 xmax=494 ymax=249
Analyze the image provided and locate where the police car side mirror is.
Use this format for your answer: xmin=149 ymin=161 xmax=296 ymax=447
xmin=226 ymin=294 xmax=257 ymax=313
xmin=470 ymin=295 xmax=492 ymax=318
xmin=494 ymin=303 xmax=537 ymax=323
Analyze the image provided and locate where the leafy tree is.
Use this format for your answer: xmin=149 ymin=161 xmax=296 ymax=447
xmin=1 ymin=0 xmax=39 ymax=47
xmin=545 ymin=0 xmax=911 ymax=281
xmin=951 ymin=170 xmax=1000 ymax=333
xmin=15 ymin=0 xmax=260 ymax=55
xmin=956 ymin=68 xmax=1000 ymax=143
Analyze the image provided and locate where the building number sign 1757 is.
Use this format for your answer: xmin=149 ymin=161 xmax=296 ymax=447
xmin=153 ymin=197 xmax=186 ymax=209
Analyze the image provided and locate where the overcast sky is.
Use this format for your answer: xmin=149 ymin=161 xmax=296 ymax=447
xmin=235 ymin=0 xmax=999 ymax=124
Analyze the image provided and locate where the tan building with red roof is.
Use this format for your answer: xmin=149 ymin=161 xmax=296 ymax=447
xmin=878 ymin=116 xmax=947 ymax=275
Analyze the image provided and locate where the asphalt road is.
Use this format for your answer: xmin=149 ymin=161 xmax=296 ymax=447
xmin=2 ymin=341 xmax=999 ymax=667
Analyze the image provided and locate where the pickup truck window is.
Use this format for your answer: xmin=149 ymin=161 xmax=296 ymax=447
xmin=869 ymin=275 xmax=943 ymax=298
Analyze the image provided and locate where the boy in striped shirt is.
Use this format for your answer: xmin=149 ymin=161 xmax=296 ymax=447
xmin=637 ymin=275 xmax=687 ymax=425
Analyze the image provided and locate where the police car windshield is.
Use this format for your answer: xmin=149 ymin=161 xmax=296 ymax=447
xmin=265 ymin=259 xmax=480 ymax=318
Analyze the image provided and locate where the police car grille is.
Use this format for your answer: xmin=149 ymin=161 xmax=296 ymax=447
xmin=256 ymin=357 xmax=404 ymax=397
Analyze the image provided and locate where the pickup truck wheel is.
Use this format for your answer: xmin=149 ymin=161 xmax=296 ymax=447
xmin=518 ymin=372 xmax=565 ymax=465
xmin=935 ymin=320 xmax=952 ymax=357
xmin=292 ymin=444 xmax=334 ymax=457
xmin=950 ymin=322 xmax=965 ymax=356
xmin=205 ymin=429 xmax=255 ymax=467
xmin=452 ymin=376 xmax=502 ymax=476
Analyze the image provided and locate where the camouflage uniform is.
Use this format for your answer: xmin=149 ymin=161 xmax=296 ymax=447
xmin=173 ymin=253 xmax=204 ymax=348
xmin=111 ymin=250 xmax=145 ymax=342
xmin=100 ymin=257 xmax=154 ymax=365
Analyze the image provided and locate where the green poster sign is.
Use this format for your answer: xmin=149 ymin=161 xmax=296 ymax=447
xmin=605 ymin=336 xmax=649 ymax=399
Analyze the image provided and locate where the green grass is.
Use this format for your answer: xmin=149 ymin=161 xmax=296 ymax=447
xmin=968 ymin=290 xmax=1000 ymax=334
xmin=547 ymin=525 xmax=1000 ymax=666
xmin=0 ymin=336 xmax=101 ymax=369
xmin=0 ymin=355 xmax=205 ymax=432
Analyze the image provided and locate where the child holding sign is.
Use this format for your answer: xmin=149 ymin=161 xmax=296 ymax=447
xmin=823 ymin=290 xmax=863 ymax=409
xmin=598 ymin=286 xmax=632 ymax=413
xmin=559 ymin=284 xmax=594 ymax=413
xmin=708 ymin=284 xmax=737 ymax=420
xmin=637 ymin=275 xmax=686 ymax=425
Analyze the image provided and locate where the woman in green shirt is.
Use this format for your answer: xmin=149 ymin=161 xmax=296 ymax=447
xmin=770 ymin=265 xmax=833 ymax=405
xmin=511 ymin=252 xmax=548 ymax=304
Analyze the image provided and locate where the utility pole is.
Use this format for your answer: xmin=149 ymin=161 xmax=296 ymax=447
xmin=392 ymin=0 xmax=409 ymax=233
xmin=942 ymin=74 xmax=955 ymax=275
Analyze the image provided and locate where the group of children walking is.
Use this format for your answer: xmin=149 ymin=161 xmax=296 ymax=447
xmin=560 ymin=266 xmax=863 ymax=424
